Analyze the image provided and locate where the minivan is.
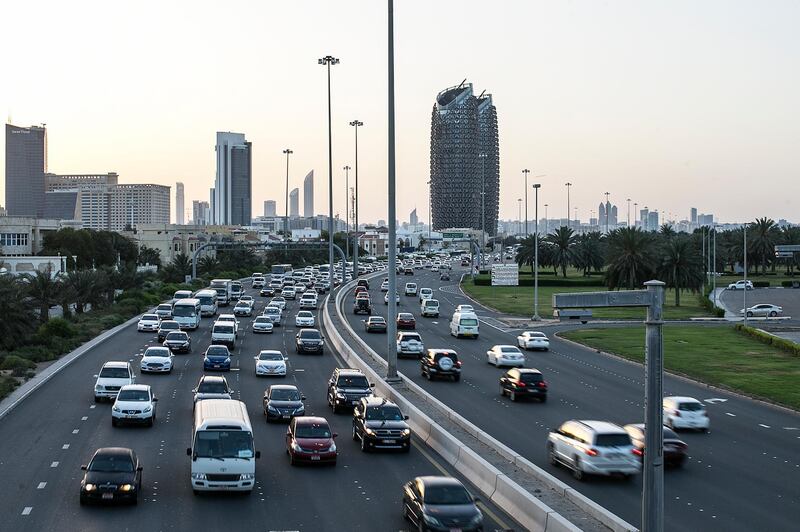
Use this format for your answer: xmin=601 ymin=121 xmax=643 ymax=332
xmin=211 ymin=322 xmax=236 ymax=348
xmin=420 ymin=299 xmax=439 ymax=317
xmin=450 ymin=311 xmax=479 ymax=338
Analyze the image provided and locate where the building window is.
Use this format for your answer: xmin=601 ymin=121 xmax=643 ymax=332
xmin=0 ymin=233 xmax=29 ymax=247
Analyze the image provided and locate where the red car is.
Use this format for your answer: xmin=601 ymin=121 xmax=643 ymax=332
xmin=354 ymin=286 xmax=368 ymax=298
xmin=396 ymin=312 xmax=416 ymax=330
xmin=286 ymin=416 xmax=338 ymax=466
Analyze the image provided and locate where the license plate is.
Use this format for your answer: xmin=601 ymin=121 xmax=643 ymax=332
xmin=213 ymin=365 xmax=220 ymax=368
xmin=126 ymin=415 xmax=135 ymax=418
xmin=311 ymin=455 xmax=320 ymax=461
xmin=449 ymin=529 xmax=462 ymax=532
xmin=282 ymin=415 xmax=289 ymax=419
xmin=382 ymin=439 xmax=396 ymax=444
xmin=102 ymin=493 xmax=113 ymax=500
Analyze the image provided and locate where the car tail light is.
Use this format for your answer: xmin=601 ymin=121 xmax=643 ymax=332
xmin=585 ymin=448 xmax=599 ymax=457
xmin=516 ymin=380 xmax=526 ymax=387
xmin=538 ymin=381 xmax=548 ymax=388
xmin=632 ymin=448 xmax=643 ymax=457
xmin=455 ymin=361 xmax=462 ymax=368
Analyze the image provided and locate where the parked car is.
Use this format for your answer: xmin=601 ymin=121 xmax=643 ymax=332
xmin=396 ymin=332 xmax=425 ymax=358
xmin=499 ymin=368 xmax=547 ymax=402
xmin=295 ymin=310 xmax=315 ymax=328
xmin=740 ymin=303 xmax=783 ymax=317
xmin=402 ymin=476 xmax=483 ymax=531
xmin=252 ymin=315 xmax=274 ymax=333
xmin=663 ymin=396 xmax=710 ymax=432
xmin=156 ymin=320 xmax=180 ymax=342
xmin=396 ymin=312 xmax=416 ymax=330
xmin=203 ymin=345 xmax=232 ymax=371
xmin=111 ymin=384 xmax=157 ymax=427
xmin=254 ymin=350 xmax=287 ymax=377
xmin=264 ymin=384 xmax=305 ymax=422
xmin=352 ymin=397 xmax=411 ymax=452
xmin=94 ymin=361 xmax=135 ymax=402
xmin=547 ymin=420 xmax=641 ymax=480
xmin=163 ymin=331 xmax=192 ymax=354
xmin=295 ymin=328 xmax=325 ymax=355
xmin=327 ymin=368 xmax=374 ymax=413
xmin=140 ymin=346 xmax=173 ymax=373
xmin=727 ymin=280 xmax=754 ymax=290
xmin=80 ymin=447 xmax=142 ymax=505
xmin=517 ymin=331 xmax=550 ymax=351
xmin=486 ymin=345 xmax=526 ymax=367
xmin=421 ymin=349 xmax=461 ymax=382
xmin=137 ymin=313 xmax=160 ymax=332
xmin=623 ymin=423 xmax=688 ymax=468
xmin=155 ymin=303 xmax=173 ymax=320
xmin=192 ymin=375 xmax=233 ymax=403
xmin=286 ymin=416 xmax=338 ymax=465
xmin=364 ymin=316 xmax=388 ymax=333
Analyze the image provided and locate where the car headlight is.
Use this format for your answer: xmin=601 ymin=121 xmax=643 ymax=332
xmin=294 ymin=406 xmax=305 ymax=414
xmin=112 ymin=405 xmax=121 ymax=412
xmin=327 ymin=442 xmax=337 ymax=453
xmin=83 ymin=483 xmax=96 ymax=492
xmin=95 ymin=385 xmax=103 ymax=391
xmin=423 ymin=514 xmax=443 ymax=526
xmin=336 ymin=392 xmax=345 ymax=399
xmin=191 ymin=473 xmax=207 ymax=480
xmin=469 ymin=511 xmax=484 ymax=525
xmin=267 ymin=404 xmax=278 ymax=412
xmin=143 ymin=406 xmax=152 ymax=413
xmin=119 ymin=484 xmax=134 ymax=492
xmin=291 ymin=442 xmax=302 ymax=452
xmin=239 ymin=473 xmax=255 ymax=480
xmin=225 ymin=358 xmax=231 ymax=364
xmin=364 ymin=428 xmax=376 ymax=436
xmin=401 ymin=428 xmax=411 ymax=436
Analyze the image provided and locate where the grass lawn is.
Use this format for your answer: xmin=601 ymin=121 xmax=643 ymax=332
xmin=461 ymin=280 xmax=713 ymax=320
xmin=560 ymin=325 xmax=800 ymax=410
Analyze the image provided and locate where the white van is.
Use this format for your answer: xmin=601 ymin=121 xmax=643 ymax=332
xmin=421 ymin=299 xmax=440 ymax=317
xmin=187 ymin=399 xmax=260 ymax=492
xmin=450 ymin=312 xmax=480 ymax=338
xmin=194 ymin=289 xmax=219 ymax=317
xmin=211 ymin=322 xmax=236 ymax=348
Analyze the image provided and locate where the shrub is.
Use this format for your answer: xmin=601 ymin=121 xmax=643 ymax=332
xmin=735 ymin=324 xmax=800 ymax=356
xmin=782 ymin=280 xmax=800 ymax=288
xmin=472 ymin=276 xmax=605 ymax=287
xmin=37 ymin=317 xmax=77 ymax=339
xmin=12 ymin=345 xmax=58 ymax=363
xmin=698 ymin=291 xmax=725 ymax=318
xmin=752 ymin=281 xmax=770 ymax=288
xmin=0 ymin=354 xmax=37 ymax=372
xmin=0 ymin=375 xmax=19 ymax=398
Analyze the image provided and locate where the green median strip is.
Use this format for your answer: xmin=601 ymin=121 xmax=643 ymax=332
xmin=560 ymin=325 xmax=800 ymax=411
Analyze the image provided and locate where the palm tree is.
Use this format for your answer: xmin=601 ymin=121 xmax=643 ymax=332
xmin=749 ymin=217 xmax=780 ymax=273
xmin=572 ymin=231 xmax=605 ymax=276
xmin=198 ymin=255 xmax=221 ymax=277
xmin=657 ymin=236 xmax=704 ymax=306
xmin=544 ymin=226 xmax=576 ymax=278
xmin=25 ymin=269 xmax=60 ymax=324
xmin=659 ymin=224 xmax=677 ymax=240
xmin=0 ymin=276 xmax=36 ymax=349
xmin=515 ymin=235 xmax=538 ymax=275
xmin=779 ymin=226 xmax=800 ymax=274
xmin=65 ymin=269 xmax=96 ymax=314
xmin=605 ymin=227 xmax=656 ymax=289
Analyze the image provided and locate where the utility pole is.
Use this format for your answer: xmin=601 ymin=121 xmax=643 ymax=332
xmin=349 ymin=119 xmax=363 ymax=278
xmin=743 ymin=222 xmax=748 ymax=327
xmin=343 ymin=165 xmax=351 ymax=265
xmin=627 ymin=198 xmax=631 ymax=227
xmin=282 ymin=148 xmax=293 ymax=250
xmin=517 ymin=198 xmax=522 ymax=235
xmin=386 ymin=0 xmax=400 ymax=382
xmin=532 ymin=183 xmax=541 ymax=321
xmin=544 ymin=204 xmax=549 ymax=235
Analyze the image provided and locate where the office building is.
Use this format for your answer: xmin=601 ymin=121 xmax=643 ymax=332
xmin=429 ymin=82 xmax=499 ymax=234
xmin=175 ymin=182 xmax=185 ymax=224
xmin=690 ymin=207 xmax=698 ymax=224
xmin=213 ymin=132 xmax=252 ymax=225
xmin=193 ymin=200 xmax=209 ymax=225
xmin=303 ymin=170 xmax=314 ymax=218
xmin=5 ymin=124 xmax=47 ymax=217
xmin=647 ymin=210 xmax=660 ymax=230
xmin=410 ymin=208 xmax=418 ymax=226
xmin=289 ymin=188 xmax=299 ymax=217
xmin=698 ymin=213 xmax=714 ymax=226
xmin=264 ymin=200 xmax=277 ymax=217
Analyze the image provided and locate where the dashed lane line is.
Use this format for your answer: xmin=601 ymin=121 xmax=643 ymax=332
xmin=21 ymin=507 xmax=32 ymax=516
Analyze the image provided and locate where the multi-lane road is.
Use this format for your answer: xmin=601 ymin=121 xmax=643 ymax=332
xmin=0 ymin=282 xmax=518 ymax=531
xmin=342 ymin=266 xmax=800 ymax=532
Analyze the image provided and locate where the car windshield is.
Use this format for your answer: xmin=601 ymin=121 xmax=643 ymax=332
xmin=338 ymin=375 xmax=369 ymax=388
xmin=519 ymin=373 xmax=543 ymax=383
xmin=423 ymin=485 xmax=473 ymax=505
xmin=401 ymin=334 xmax=421 ymax=342
xmin=425 ymin=300 xmax=439 ymax=307
xmin=265 ymin=307 xmax=279 ymax=314
xmin=298 ymin=312 xmax=312 ymax=317
xmin=259 ymin=352 xmax=284 ymax=361
xmin=160 ymin=322 xmax=179 ymax=330
xmin=172 ymin=306 xmax=196 ymax=317
xmin=99 ymin=367 xmax=129 ymax=379
xmin=214 ymin=325 xmax=234 ymax=334
xmin=370 ymin=318 xmax=386 ymax=323
xmin=366 ymin=405 xmax=403 ymax=421
xmin=399 ymin=314 xmax=413 ymax=319
xmin=460 ymin=318 xmax=479 ymax=326
xmin=89 ymin=455 xmax=134 ymax=472
xmin=194 ymin=430 xmax=254 ymax=459
xmin=198 ymin=381 xmax=228 ymax=394
xmin=530 ymin=332 xmax=546 ymax=338
xmin=166 ymin=332 xmax=187 ymax=341
xmin=142 ymin=315 xmax=159 ymax=321
xmin=270 ymin=388 xmax=300 ymax=401
xmin=255 ymin=317 xmax=271 ymax=323
xmin=459 ymin=306 xmax=474 ymax=312
xmin=679 ymin=402 xmax=704 ymax=411
xmin=117 ymin=389 xmax=149 ymax=401
xmin=295 ymin=424 xmax=332 ymax=439
xmin=157 ymin=305 xmax=172 ymax=311
xmin=594 ymin=434 xmax=632 ymax=447
xmin=206 ymin=346 xmax=229 ymax=356
xmin=144 ymin=348 xmax=170 ymax=358
xmin=300 ymin=330 xmax=321 ymax=340
xmin=235 ymin=304 xmax=248 ymax=309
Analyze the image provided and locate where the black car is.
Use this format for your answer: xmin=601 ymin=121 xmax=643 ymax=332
xmin=421 ymin=349 xmax=461 ymax=382
xmin=499 ymin=368 xmax=547 ymax=402
xmin=260 ymin=287 xmax=275 ymax=297
xmin=264 ymin=384 xmax=306 ymax=422
xmin=295 ymin=328 xmax=325 ymax=355
xmin=157 ymin=320 xmax=181 ymax=342
xmin=353 ymin=297 xmax=372 ymax=315
xmin=327 ymin=368 xmax=374 ymax=413
xmin=403 ymin=476 xmax=483 ymax=531
xmin=624 ymin=423 xmax=688 ymax=468
xmin=352 ymin=397 xmax=411 ymax=452
xmin=80 ymin=447 xmax=142 ymax=505
xmin=163 ymin=331 xmax=191 ymax=353
xmin=439 ymin=272 xmax=451 ymax=281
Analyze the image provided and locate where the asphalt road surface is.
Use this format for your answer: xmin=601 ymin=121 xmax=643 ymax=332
xmin=719 ymin=285 xmax=800 ymax=322
xmin=0 ymin=282 xmax=518 ymax=532
xmin=343 ymin=266 xmax=800 ymax=532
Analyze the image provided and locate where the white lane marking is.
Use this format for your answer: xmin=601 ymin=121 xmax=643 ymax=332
xmin=89 ymin=405 xmax=96 ymax=409
xmin=725 ymin=412 xmax=736 ymax=417
xmin=72 ymin=429 xmax=79 ymax=434
xmin=50 ymin=461 xmax=59 ymax=468
xmin=759 ymin=424 xmax=771 ymax=429
xmin=784 ymin=427 xmax=799 ymax=431
xmin=62 ymin=444 xmax=70 ymax=450
xmin=37 ymin=482 xmax=46 ymax=489
xmin=81 ymin=416 xmax=88 ymax=421
xmin=295 ymin=369 xmax=305 ymax=372
xmin=22 ymin=507 xmax=32 ymax=515
xmin=704 ymin=398 xmax=727 ymax=404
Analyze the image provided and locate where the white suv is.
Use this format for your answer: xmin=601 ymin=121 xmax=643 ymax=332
xmin=663 ymin=396 xmax=710 ymax=432
xmin=727 ymin=280 xmax=754 ymax=290
xmin=547 ymin=420 xmax=641 ymax=480
xmin=94 ymin=361 xmax=135 ymax=402
xmin=111 ymin=384 xmax=157 ymax=427
xmin=418 ymin=287 xmax=434 ymax=302
xmin=404 ymin=283 xmax=418 ymax=296
xmin=299 ymin=294 xmax=317 ymax=309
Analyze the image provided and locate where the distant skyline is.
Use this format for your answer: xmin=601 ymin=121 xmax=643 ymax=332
xmin=2 ymin=0 xmax=798 ymax=225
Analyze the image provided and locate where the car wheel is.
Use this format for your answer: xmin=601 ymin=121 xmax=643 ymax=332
xmin=453 ymin=375 xmax=460 ymax=382
xmin=94 ymin=395 xmax=101 ymax=403
xmin=769 ymin=311 xmax=777 ymax=317
xmin=540 ymin=395 xmax=547 ymax=403
xmin=510 ymin=391 xmax=517 ymax=402
xmin=547 ymin=443 xmax=558 ymax=466
xmin=747 ymin=311 xmax=753 ymax=317
xmin=500 ymin=386 xmax=506 ymax=397
xmin=572 ymin=457 xmax=584 ymax=480
xmin=131 ymin=494 xmax=138 ymax=505
xmin=289 ymin=453 xmax=297 ymax=466
xmin=147 ymin=416 xmax=154 ymax=427
xmin=111 ymin=417 xmax=118 ymax=427
xmin=352 ymin=425 xmax=359 ymax=441
xmin=79 ymin=494 xmax=87 ymax=506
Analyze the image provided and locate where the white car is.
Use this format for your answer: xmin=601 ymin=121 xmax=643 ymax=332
xmin=140 ymin=346 xmax=173 ymax=373
xmin=663 ymin=397 xmax=710 ymax=432
xmin=740 ymin=304 xmax=783 ymax=317
xmin=404 ymin=282 xmax=418 ymax=296
xmin=517 ymin=331 xmax=550 ymax=351
xmin=263 ymin=306 xmax=282 ymax=326
xmin=94 ymin=361 xmax=135 ymax=402
xmin=396 ymin=332 xmax=425 ymax=357
xmin=238 ymin=295 xmax=255 ymax=306
xmin=299 ymin=295 xmax=317 ymax=310
xmin=216 ymin=314 xmax=240 ymax=333
xmin=486 ymin=345 xmax=526 ymax=367
xmin=727 ymin=280 xmax=754 ymax=290
xmin=137 ymin=313 xmax=161 ymax=332
xmin=282 ymin=287 xmax=297 ymax=300
xmin=255 ymin=350 xmax=287 ymax=377
xmin=233 ymin=301 xmax=253 ymax=317
xmin=270 ymin=297 xmax=287 ymax=311
xmin=295 ymin=311 xmax=315 ymax=328
xmin=381 ymin=279 xmax=390 ymax=292
xmin=455 ymin=304 xmax=475 ymax=314
xmin=111 ymin=384 xmax=157 ymax=427
xmin=155 ymin=303 xmax=173 ymax=320
xmin=547 ymin=420 xmax=641 ymax=480
xmin=418 ymin=288 xmax=434 ymax=303
xmin=252 ymin=315 xmax=274 ymax=333
xmin=252 ymin=277 xmax=266 ymax=288
xmin=385 ymin=291 xmax=400 ymax=305
xmin=431 ymin=265 xmax=440 ymax=272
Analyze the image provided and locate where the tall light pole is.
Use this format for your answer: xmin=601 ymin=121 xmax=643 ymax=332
xmin=743 ymin=222 xmax=748 ymax=327
xmin=604 ymin=191 xmax=610 ymax=234
xmin=634 ymin=202 xmax=638 ymax=228
xmin=349 ymin=119 xmax=363 ymax=278
xmin=386 ymin=0 xmax=400 ymax=382
xmin=544 ymin=204 xmax=549 ymax=235
xmin=343 ymin=165 xmax=351 ymax=264
xmin=319 ymin=55 xmax=339 ymax=290
xmin=627 ymin=198 xmax=631 ymax=227
xmin=480 ymin=154 xmax=487 ymax=251
xmin=282 ymin=148 xmax=293 ymax=244
xmin=522 ymin=169 xmax=530 ymax=236
xmin=565 ymin=182 xmax=572 ymax=229
xmin=532 ymin=183 xmax=541 ymax=321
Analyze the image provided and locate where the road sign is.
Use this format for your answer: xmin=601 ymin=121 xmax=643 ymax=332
xmin=491 ymin=264 xmax=518 ymax=286
xmin=775 ymin=251 xmax=794 ymax=258
xmin=442 ymin=232 xmax=464 ymax=239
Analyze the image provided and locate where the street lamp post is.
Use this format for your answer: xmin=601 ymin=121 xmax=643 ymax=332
xmin=319 ymin=55 xmax=339 ymax=292
xmin=743 ymin=223 xmax=748 ymax=327
xmin=386 ymin=0 xmax=400 ymax=382
xmin=282 ymin=148 xmax=293 ymax=245
xmin=517 ymin=198 xmax=522 ymax=235
xmin=522 ymin=169 xmax=530 ymax=236
xmin=627 ymin=198 xmax=631 ymax=227
xmin=532 ymin=183 xmax=541 ymax=321
xmin=349 ymin=120 xmax=363 ymax=278
xmin=343 ymin=165 xmax=351 ymax=264
xmin=544 ymin=204 xmax=549 ymax=235
xmin=565 ymin=182 xmax=572 ymax=229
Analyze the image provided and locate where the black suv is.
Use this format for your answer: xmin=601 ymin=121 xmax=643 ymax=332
xmin=157 ymin=320 xmax=180 ymax=342
xmin=353 ymin=297 xmax=372 ymax=315
xmin=327 ymin=368 xmax=374 ymax=413
xmin=295 ymin=328 xmax=324 ymax=354
xmin=356 ymin=279 xmax=370 ymax=289
xmin=352 ymin=397 xmax=411 ymax=452
xmin=499 ymin=368 xmax=547 ymax=402
xmin=421 ymin=349 xmax=461 ymax=382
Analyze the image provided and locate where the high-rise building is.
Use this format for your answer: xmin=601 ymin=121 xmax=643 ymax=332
xmin=648 ymin=210 xmax=660 ymax=230
xmin=639 ymin=207 xmax=650 ymax=230
xmin=690 ymin=208 xmax=698 ymax=224
xmin=303 ymin=170 xmax=314 ymax=218
xmin=175 ymin=182 xmax=185 ymax=224
xmin=264 ymin=200 xmax=277 ymax=217
xmin=698 ymin=213 xmax=714 ymax=226
xmin=430 ymin=82 xmax=499 ymax=233
xmin=107 ymin=184 xmax=170 ymax=231
xmin=410 ymin=208 xmax=418 ymax=226
xmin=193 ymin=200 xmax=209 ymax=225
xmin=289 ymin=188 xmax=299 ymax=217
xmin=5 ymin=124 xmax=47 ymax=217
xmin=213 ymin=132 xmax=252 ymax=225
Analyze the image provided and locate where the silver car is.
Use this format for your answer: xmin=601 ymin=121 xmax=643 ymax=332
xmin=740 ymin=304 xmax=782 ymax=317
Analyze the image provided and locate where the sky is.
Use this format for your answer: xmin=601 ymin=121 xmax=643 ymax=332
xmin=2 ymin=0 xmax=798 ymax=225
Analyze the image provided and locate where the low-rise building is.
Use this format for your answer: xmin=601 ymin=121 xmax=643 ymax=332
xmin=0 ymin=217 xmax=76 ymax=255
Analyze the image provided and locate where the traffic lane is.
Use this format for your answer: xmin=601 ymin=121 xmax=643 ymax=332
xmin=719 ymin=286 xmax=799 ymax=319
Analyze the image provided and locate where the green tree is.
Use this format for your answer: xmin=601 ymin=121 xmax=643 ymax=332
xmin=0 ymin=276 xmax=36 ymax=349
xmin=544 ymin=226 xmax=576 ymax=278
xmin=572 ymin=231 xmax=605 ymax=276
xmin=605 ymin=227 xmax=656 ymax=289
xmin=137 ymin=245 xmax=162 ymax=267
xmin=749 ymin=217 xmax=780 ymax=273
xmin=25 ymin=269 xmax=60 ymax=324
xmin=659 ymin=224 xmax=677 ymax=240
xmin=198 ymin=255 xmax=221 ymax=277
xmin=65 ymin=269 xmax=97 ymax=314
xmin=657 ymin=236 xmax=704 ymax=306
xmin=779 ymin=226 xmax=800 ymax=274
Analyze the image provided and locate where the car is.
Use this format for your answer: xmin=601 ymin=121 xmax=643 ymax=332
xmin=282 ymin=287 xmax=297 ymax=300
xmin=260 ymin=286 xmax=275 ymax=297
xmin=547 ymin=420 xmax=641 ymax=480
xmin=352 ymin=397 xmax=411 ymax=452
xmin=354 ymin=286 xmax=369 ymax=298
xmin=262 ymin=306 xmax=282 ymax=326
xmin=238 ymin=295 xmax=255 ymax=306
xmin=156 ymin=320 xmax=181 ymax=342
xmin=264 ymin=384 xmax=306 ymax=422
xmin=404 ymin=267 xmax=413 ymax=275
xmin=233 ymin=301 xmax=253 ymax=317
xmin=499 ymin=368 xmax=547 ymax=402
xmin=216 ymin=313 xmax=240 ymax=333
xmin=421 ymin=349 xmax=461 ymax=382
xmin=727 ymin=280 xmax=754 ymax=290
xmin=397 ymin=312 xmax=416 ymax=330
xmin=295 ymin=310 xmax=315 ymax=328
xmin=269 ymin=297 xmax=287 ymax=311
xmin=295 ymin=328 xmax=325 ymax=354
xmin=402 ymin=476 xmax=483 ymax=531
xmin=397 ymin=332 xmax=425 ymax=358
xmin=192 ymin=375 xmax=233 ymax=403
xmin=364 ymin=316 xmax=388 ymax=333
xmin=486 ymin=345 xmax=526 ymax=367
xmin=440 ymin=272 xmax=451 ymax=281
xmin=353 ymin=297 xmax=372 ymax=315
xmin=286 ymin=416 xmax=338 ymax=465
xmin=254 ymin=350 xmax=287 ymax=377
xmin=203 ymin=345 xmax=232 ymax=371
xmin=252 ymin=277 xmax=266 ymax=289
xmin=299 ymin=295 xmax=318 ymax=310
xmin=385 ymin=291 xmax=400 ymax=305
xmin=137 ymin=313 xmax=160 ymax=332
xmin=623 ymin=424 xmax=688 ymax=468
xmin=163 ymin=331 xmax=192 ymax=353
xmin=211 ymin=321 xmax=236 ymax=348
xmin=740 ymin=303 xmax=783 ymax=317
xmin=140 ymin=346 xmax=173 ymax=373
xmin=327 ymin=368 xmax=374 ymax=413
xmin=80 ymin=447 xmax=142 ymax=505
xmin=663 ymin=396 xmax=710 ymax=432
xmin=420 ymin=298 xmax=440 ymax=317
xmin=94 ymin=361 xmax=135 ymax=402
xmin=111 ymin=384 xmax=158 ymax=427
xmin=404 ymin=282 xmax=418 ymax=296
xmin=431 ymin=265 xmax=439 ymax=272
xmin=455 ymin=304 xmax=474 ymax=314
xmin=380 ymin=279 xmax=390 ymax=292
xmin=517 ymin=331 xmax=550 ymax=351
xmin=252 ymin=315 xmax=274 ymax=333
xmin=155 ymin=303 xmax=173 ymax=320
xmin=418 ymin=288 xmax=434 ymax=303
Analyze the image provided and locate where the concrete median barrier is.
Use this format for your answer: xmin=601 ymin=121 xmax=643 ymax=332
xmin=491 ymin=474 xmax=569 ymax=532
xmin=454 ymin=444 xmax=501 ymax=498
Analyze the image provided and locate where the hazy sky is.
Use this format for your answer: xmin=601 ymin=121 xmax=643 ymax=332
xmin=3 ymin=0 xmax=798 ymax=225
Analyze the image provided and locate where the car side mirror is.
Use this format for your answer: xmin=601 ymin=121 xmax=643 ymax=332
xmin=333 ymin=433 xmax=339 ymax=439
xmin=186 ymin=448 xmax=192 ymax=456
xmin=369 ymin=383 xmax=375 ymax=388
xmin=81 ymin=465 xmax=87 ymax=470
xmin=301 ymin=395 xmax=307 ymax=401
xmin=93 ymin=375 xmax=98 ymax=379
xmin=473 ymin=496 xmax=480 ymax=503
xmin=152 ymin=398 xmax=158 ymax=402
xmin=137 ymin=466 xmax=143 ymax=472
xmin=404 ymin=415 xmax=409 ymax=420
xmin=255 ymin=451 xmax=261 ymax=459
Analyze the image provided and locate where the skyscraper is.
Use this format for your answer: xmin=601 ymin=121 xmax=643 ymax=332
xmin=264 ymin=200 xmax=277 ymax=217
xmin=5 ymin=124 xmax=47 ymax=216
xmin=410 ymin=208 xmax=418 ymax=226
xmin=303 ymin=170 xmax=314 ymax=218
xmin=213 ymin=132 xmax=251 ymax=225
xmin=429 ymin=82 xmax=500 ymax=233
xmin=175 ymin=182 xmax=185 ymax=224
xmin=193 ymin=200 xmax=209 ymax=225
xmin=690 ymin=207 xmax=698 ymax=224
xmin=289 ymin=188 xmax=299 ymax=217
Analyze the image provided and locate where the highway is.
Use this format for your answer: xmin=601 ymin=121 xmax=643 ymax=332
xmin=342 ymin=265 xmax=800 ymax=532
xmin=0 ymin=282 xmax=518 ymax=532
